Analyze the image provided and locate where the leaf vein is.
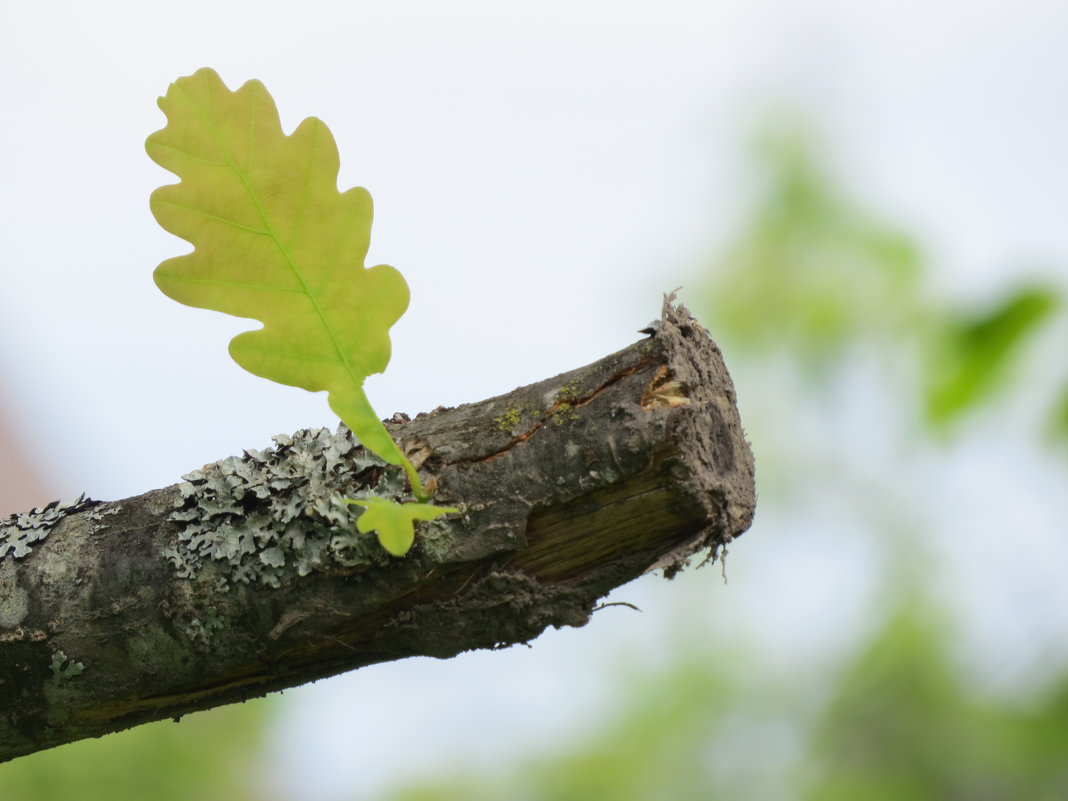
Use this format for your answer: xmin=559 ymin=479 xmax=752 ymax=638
xmin=154 ymin=198 xmax=271 ymax=236
xmin=154 ymin=275 xmax=308 ymax=293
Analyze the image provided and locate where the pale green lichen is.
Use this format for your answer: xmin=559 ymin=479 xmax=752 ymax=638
xmin=49 ymin=650 xmax=84 ymax=681
xmin=163 ymin=426 xmax=402 ymax=588
xmin=86 ymin=504 xmax=122 ymax=527
xmin=0 ymin=494 xmax=93 ymax=562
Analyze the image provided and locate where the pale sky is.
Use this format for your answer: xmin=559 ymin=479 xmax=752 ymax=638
xmin=2 ymin=1 xmax=1066 ymax=797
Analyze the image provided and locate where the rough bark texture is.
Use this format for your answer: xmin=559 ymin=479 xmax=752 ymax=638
xmin=0 ymin=299 xmax=755 ymax=762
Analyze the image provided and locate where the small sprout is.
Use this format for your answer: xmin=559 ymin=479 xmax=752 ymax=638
xmin=344 ymin=497 xmax=458 ymax=556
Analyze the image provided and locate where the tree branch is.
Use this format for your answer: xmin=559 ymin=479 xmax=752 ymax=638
xmin=0 ymin=298 xmax=755 ymax=762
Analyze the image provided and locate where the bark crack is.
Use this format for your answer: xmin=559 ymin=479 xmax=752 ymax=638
xmin=475 ymin=355 xmax=659 ymax=464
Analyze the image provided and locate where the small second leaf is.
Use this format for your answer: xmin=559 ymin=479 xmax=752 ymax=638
xmin=345 ymin=497 xmax=459 ymax=556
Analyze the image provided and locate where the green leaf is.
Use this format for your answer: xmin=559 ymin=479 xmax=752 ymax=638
xmin=344 ymin=497 xmax=459 ymax=556
xmin=146 ymin=68 xmax=421 ymax=491
xmin=923 ymin=285 xmax=1058 ymax=426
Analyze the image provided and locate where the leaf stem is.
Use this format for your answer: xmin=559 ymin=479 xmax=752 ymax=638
xmin=401 ymin=458 xmax=430 ymax=502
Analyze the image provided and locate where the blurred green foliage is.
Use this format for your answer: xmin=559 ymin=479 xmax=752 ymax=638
xmin=0 ymin=702 xmax=268 ymax=801
xmin=386 ymin=653 xmax=793 ymax=801
xmin=380 ymin=607 xmax=1068 ymax=801
xmin=703 ymin=127 xmax=1062 ymax=434
xmin=706 ymin=127 xmax=926 ymax=364
xmin=923 ymin=286 xmax=1059 ymax=427
xmin=806 ymin=605 xmax=1068 ymax=800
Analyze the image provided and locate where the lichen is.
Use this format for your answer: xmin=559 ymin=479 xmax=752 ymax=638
xmin=49 ymin=650 xmax=84 ymax=681
xmin=0 ymin=494 xmax=94 ymax=562
xmin=551 ymin=402 xmax=579 ymax=425
xmin=163 ymin=426 xmax=402 ymax=587
xmin=554 ymin=379 xmax=582 ymax=402
xmin=180 ymin=605 xmax=226 ymax=646
xmin=493 ymin=406 xmax=526 ymax=432
xmin=86 ymin=504 xmax=122 ymax=528
xmin=549 ymin=380 xmax=583 ymax=425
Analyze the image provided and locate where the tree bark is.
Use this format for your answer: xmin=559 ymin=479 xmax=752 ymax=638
xmin=0 ymin=298 xmax=755 ymax=762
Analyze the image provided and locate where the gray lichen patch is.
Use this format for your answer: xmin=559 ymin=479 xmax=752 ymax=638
xmin=49 ymin=650 xmax=84 ymax=681
xmin=179 ymin=605 xmax=226 ymax=647
xmin=0 ymin=494 xmax=94 ymax=562
xmin=85 ymin=503 xmax=123 ymax=529
xmin=163 ymin=426 xmax=403 ymax=588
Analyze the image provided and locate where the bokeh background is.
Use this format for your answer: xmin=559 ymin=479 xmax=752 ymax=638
xmin=2 ymin=1 xmax=1068 ymax=798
